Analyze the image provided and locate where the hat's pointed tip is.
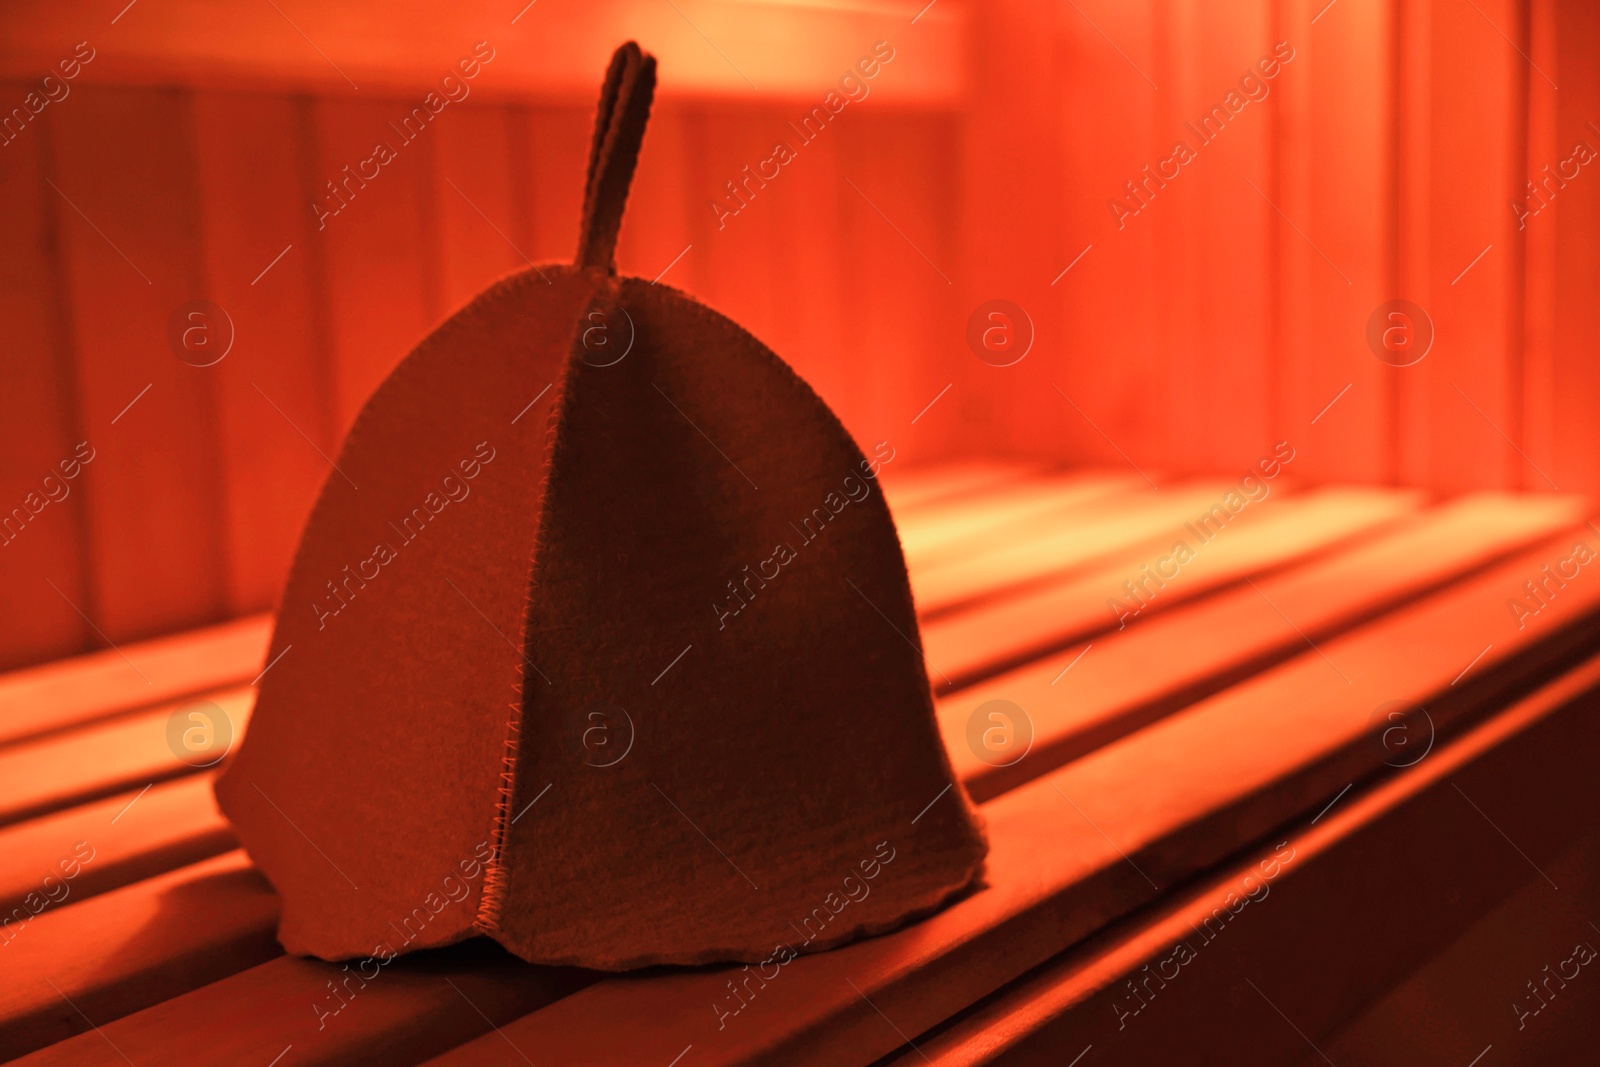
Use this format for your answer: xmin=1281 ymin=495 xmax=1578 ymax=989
xmin=613 ymin=40 xmax=651 ymax=64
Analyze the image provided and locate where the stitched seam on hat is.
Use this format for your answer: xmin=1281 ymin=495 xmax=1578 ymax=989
xmin=477 ymin=270 xmax=614 ymax=936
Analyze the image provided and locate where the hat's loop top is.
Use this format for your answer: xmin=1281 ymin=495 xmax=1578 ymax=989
xmin=576 ymin=42 xmax=657 ymax=273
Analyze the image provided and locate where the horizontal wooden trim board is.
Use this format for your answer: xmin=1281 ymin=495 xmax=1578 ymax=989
xmin=0 ymin=0 xmax=965 ymax=100
xmin=0 ymin=468 xmax=1594 ymax=1065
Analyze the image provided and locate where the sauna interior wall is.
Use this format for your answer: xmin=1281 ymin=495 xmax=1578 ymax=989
xmin=1 ymin=0 xmax=1595 ymax=669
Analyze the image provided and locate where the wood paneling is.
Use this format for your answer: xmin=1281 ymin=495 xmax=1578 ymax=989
xmin=192 ymin=91 xmax=332 ymax=616
xmin=1 ymin=0 xmax=1597 ymax=669
xmin=1545 ymin=0 xmax=1600 ymax=493
xmin=0 ymin=86 xmax=92 ymax=670
xmin=47 ymin=86 xmax=230 ymax=646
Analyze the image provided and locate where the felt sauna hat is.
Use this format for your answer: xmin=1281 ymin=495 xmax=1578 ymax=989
xmin=216 ymin=42 xmax=987 ymax=971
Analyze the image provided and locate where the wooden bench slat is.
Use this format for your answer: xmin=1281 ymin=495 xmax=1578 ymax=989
xmin=878 ymin=462 xmax=1048 ymax=514
xmin=899 ymin=473 xmax=1145 ymax=568
xmin=6 ymin=486 xmax=1587 ymax=1067
xmin=926 ymin=484 xmax=1431 ymax=688
xmin=0 ymin=481 xmax=1268 ymax=839
xmin=0 ymin=614 xmax=268 ymax=748
xmin=0 ymin=473 xmax=1190 ymax=1055
xmin=0 ymin=461 xmax=1020 ymax=755
xmin=0 ymin=851 xmax=279 ymax=1059
xmin=413 ymin=534 xmax=1600 ymax=1066
xmin=0 ymin=689 xmax=253 ymax=829
xmin=912 ymin=480 xmax=1264 ymax=615
xmin=940 ymin=494 xmax=1590 ymax=799
xmin=29 ymin=525 xmax=1594 ymax=1067
xmin=0 ymin=774 xmax=233 ymax=919
xmin=11 ymin=948 xmax=593 ymax=1067
xmin=0 ymin=488 xmax=1427 ymax=921
xmin=889 ymin=652 xmax=1600 ymax=1066
xmin=0 ymin=466 xmax=1092 ymax=754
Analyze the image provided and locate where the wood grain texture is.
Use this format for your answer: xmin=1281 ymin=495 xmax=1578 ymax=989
xmin=887 ymin=650 xmax=1600 ymax=1066
xmin=191 ymin=90 xmax=333 ymax=617
xmin=940 ymin=492 xmax=1586 ymax=799
xmin=923 ymin=483 xmax=1423 ymax=686
xmin=0 ymin=689 xmax=251 ymax=827
xmin=0 ymin=613 xmax=266 ymax=747
xmin=421 ymin=529 xmax=1600 ymax=1066
xmin=2 ymin=479 xmax=1595 ymax=1065
xmin=0 ymin=95 xmax=92 ymax=671
xmin=0 ymin=774 xmax=233 ymax=919
xmin=2 ymin=2 xmax=1598 ymax=672
xmin=0 ymin=851 xmax=279 ymax=1059
xmin=45 ymin=85 xmax=231 ymax=645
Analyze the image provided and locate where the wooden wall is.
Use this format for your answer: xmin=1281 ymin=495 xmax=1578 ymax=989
xmin=959 ymin=0 xmax=1600 ymax=494
xmin=0 ymin=80 xmax=959 ymax=669
xmin=2 ymin=0 xmax=1598 ymax=671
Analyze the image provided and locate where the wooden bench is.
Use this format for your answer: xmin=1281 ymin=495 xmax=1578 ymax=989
xmin=4 ymin=466 xmax=1599 ymax=1065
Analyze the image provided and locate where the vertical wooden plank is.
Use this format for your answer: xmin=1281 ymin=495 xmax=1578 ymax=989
xmin=766 ymin=99 xmax=851 ymax=438
xmin=1276 ymin=0 xmax=1318 ymax=453
xmin=48 ymin=85 xmax=230 ymax=644
xmin=1544 ymin=0 xmax=1600 ymax=493
xmin=913 ymin=107 xmax=966 ymax=452
xmin=1388 ymin=0 xmax=1422 ymax=485
xmin=1165 ymin=0 xmax=1277 ymax=474
xmin=674 ymin=101 xmax=718 ymax=300
xmin=960 ymin=0 xmax=1072 ymax=469
xmin=1520 ymin=0 xmax=1559 ymax=488
xmin=1289 ymin=0 xmax=1390 ymax=485
xmin=1048 ymin=0 xmax=1165 ymax=477
xmin=686 ymin=107 xmax=785 ymax=371
xmin=840 ymin=106 xmax=961 ymax=450
xmin=0 ymin=85 xmax=92 ymax=669
xmin=312 ymin=96 xmax=440 ymax=439
xmin=434 ymin=102 xmax=523 ymax=314
xmin=523 ymin=102 xmax=590 ymax=265
xmin=1502 ymin=0 xmax=1534 ymax=487
xmin=503 ymin=103 xmax=538 ymax=262
xmin=192 ymin=90 xmax=334 ymax=616
xmin=1395 ymin=0 xmax=1524 ymax=491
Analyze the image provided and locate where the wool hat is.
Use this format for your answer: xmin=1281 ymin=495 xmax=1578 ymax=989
xmin=215 ymin=42 xmax=988 ymax=971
